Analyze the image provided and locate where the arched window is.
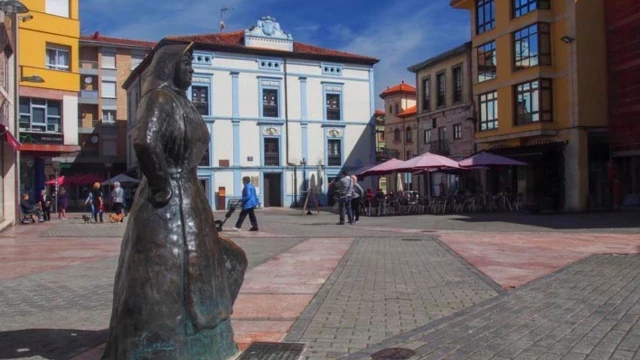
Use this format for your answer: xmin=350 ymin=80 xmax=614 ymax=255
xmin=395 ymin=103 xmax=400 ymax=114
xmin=389 ymin=105 xmax=393 ymax=114
xmin=394 ymin=128 xmax=401 ymax=142
xmin=405 ymin=127 xmax=412 ymax=142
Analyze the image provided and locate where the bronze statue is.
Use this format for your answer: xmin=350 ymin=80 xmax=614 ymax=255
xmin=102 ymin=43 xmax=248 ymax=360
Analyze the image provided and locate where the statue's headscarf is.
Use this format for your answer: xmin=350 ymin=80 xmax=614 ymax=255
xmin=140 ymin=42 xmax=193 ymax=97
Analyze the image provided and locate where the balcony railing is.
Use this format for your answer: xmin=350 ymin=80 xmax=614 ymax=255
xmin=263 ymin=105 xmax=279 ymax=118
xmin=427 ymin=140 xmax=450 ymax=156
xmin=376 ymin=148 xmax=399 ymax=163
xmin=80 ymin=90 xmax=99 ymax=98
xmin=328 ymin=155 xmax=341 ymax=167
xmin=264 ymin=152 xmax=280 ymax=166
xmin=80 ymin=60 xmax=99 ymax=69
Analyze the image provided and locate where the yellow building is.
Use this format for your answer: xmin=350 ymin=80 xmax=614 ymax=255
xmin=451 ymin=0 xmax=609 ymax=212
xmin=18 ymin=0 xmax=80 ymax=196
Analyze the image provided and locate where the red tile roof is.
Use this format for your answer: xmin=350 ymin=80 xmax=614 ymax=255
xmin=80 ymin=31 xmax=156 ymax=49
xmin=397 ymin=105 xmax=417 ymax=118
xmin=379 ymin=81 xmax=417 ymax=99
xmin=165 ymin=30 xmax=378 ymax=64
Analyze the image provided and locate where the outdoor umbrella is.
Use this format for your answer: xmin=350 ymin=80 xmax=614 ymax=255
xmin=102 ymin=173 xmax=141 ymax=186
xmin=459 ymin=151 xmax=527 ymax=167
xmin=391 ymin=152 xmax=461 ymax=172
xmin=359 ymin=158 xmax=405 ymax=177
xmin=45 ymin=175 xmax=66 ymax=185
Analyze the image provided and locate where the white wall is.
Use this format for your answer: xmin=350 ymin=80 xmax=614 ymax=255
xmin=240 ymin=121 xmax=260 ymax=166
xmin=62 ymin=95 xmax=78 ymax=145
xmin=213 ymin=120 xmax=233 ymax=165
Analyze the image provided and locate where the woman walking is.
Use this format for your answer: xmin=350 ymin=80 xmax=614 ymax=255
xmin=57 ymin=186 xmax=68 ymax=219
xmin=90 ymin=182 xmax=104 ymax=223
xmin=110 ymin=181 xmax=125 ymax=218
xmin=350 ymin=175 xmax=364 ymax=224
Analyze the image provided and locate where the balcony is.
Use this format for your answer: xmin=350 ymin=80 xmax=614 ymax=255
xmin=79 ymin=90 xmax=99 ymax=104
xmin=79 ymin=60 xmax=99 ymax=75
xmin=376 ymin=148 xmax=399 ymax=163
xmin=328 ymin=154 xmax=341 ymax=167
xmin=264 ymin=152 xmax=280 ymax=166
xmin=427 ymin=140 xmax=450 ymax=156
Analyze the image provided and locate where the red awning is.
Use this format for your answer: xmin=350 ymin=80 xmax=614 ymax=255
xmin=20 ymin=143 xmax=81 ymax=153
xmin=0 ymin=124 xmax=21 ymax=151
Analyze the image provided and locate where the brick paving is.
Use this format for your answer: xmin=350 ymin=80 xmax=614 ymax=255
xmin=343 ymin=254 xmax=640 ymax=360
xmin=285 ymin=237 xmax=501 ymax=359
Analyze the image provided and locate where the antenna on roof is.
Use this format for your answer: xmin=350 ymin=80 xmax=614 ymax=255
xmin=219 ymin=6 xmax=234 ymax=32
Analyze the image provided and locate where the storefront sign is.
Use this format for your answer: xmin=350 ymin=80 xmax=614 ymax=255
xmin=19 ymin=132 xmax=64 ymax=144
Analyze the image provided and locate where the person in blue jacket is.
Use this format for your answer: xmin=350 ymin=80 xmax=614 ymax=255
xmin=234 ymin=176 xmax=259 ymax=231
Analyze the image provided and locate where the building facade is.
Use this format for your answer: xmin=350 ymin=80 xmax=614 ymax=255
xmin=606 ymin=0 xmax=640 ymax=207
xmin=380 ymin=82 xmax=416 ymax=190
xmin=18 ymin=0 xmax=80 ymax=197
xmin=124 ymin=17 xmax=378 ymax=209
xmin=55 ymin=32 xmax=155 ymax=179
xmin=451 ymin=0 xmax=609 ymax=212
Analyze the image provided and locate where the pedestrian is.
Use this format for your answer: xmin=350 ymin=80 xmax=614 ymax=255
xmin=57 ymin=186 xmax=68 ymax=219
xmin=21 ymin=193 xmax=42 ymax=223
xmin=39 ymin=189 xmax=51 ymax=221
xmin=110 ymin=182 xmax=125 ymax=219
xmin=350 ymin=175 xmax=364 ymax=223
xmin=335 ymin=170 xmax=354 ymax=225
xmin=233 ymin=176 xmax=259 ymax=231
xmin=90 ymin=182 xmax=104 ymax=223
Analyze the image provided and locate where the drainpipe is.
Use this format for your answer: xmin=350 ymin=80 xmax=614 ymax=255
xmin=283 ymin=57 xmax=297 ymax=206
xmin=13 ymin=12 xmax=20 ymax=224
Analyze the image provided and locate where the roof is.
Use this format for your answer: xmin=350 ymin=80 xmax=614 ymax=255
xmin=374 ymin=109 xmax=385 ymax=116
xmin=379 ymin=81 xmax=416 ymax=99
xmin=408 ymin=42 xmax=471 ymax=73
xmin=165 ymin=30 xmax=378 ymax=64
xmin=397 ymin=105 xmax=417 ymax=118
xmin=80 ymin=31 xmax=156 ymax=49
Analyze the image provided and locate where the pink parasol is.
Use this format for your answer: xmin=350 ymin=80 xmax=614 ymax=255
xmin=391 ymin=152 xmax=461 ymax=172
xmin=359 ymin=158 xmax=405 ymax=177
xmin=459 ymin=151 xmax=527 ymax=167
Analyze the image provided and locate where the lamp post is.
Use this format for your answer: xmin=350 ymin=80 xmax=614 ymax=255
xmin=52 ymin=161 xmax=60 ymax=213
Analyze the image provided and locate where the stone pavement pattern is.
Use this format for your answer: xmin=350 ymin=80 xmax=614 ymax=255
xmin=344 ymin=254 xmax=640 ymax=360
xmin=285 ymin=237 xmax=500 ymax=359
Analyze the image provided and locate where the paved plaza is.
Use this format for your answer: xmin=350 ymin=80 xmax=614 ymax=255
xmin=0 ymin=209 xmax=638 ymax=359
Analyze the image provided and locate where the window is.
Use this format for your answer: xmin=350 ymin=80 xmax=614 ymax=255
xmin=514 ymin=23 xmax=551 ymax=70
xmin=406 ymin=151 xmax=412 ymax=160
xmin=395 ymin=103 xmax=399 ymax=114
xmin=389 ymin=105 xmax=393 ymax=114
xmin=424 ymin=129 xmax=431 ymax=144
xmin=326 ymin=94 xmax=341 ymax=120
xmin=405 ymin=127 xmax=412 ymax=143
xmin=514 ymin=79 xmax=553 ymax=124
xmin=102 ymin=110 xmax=116 ymax=124
xmin=264 ymin=138 xmax=280 ymax=166
xmin=476 ymin=0 xmax=495 ymax=34
xmin=131 ymin=52 xmax=145 ymax=70
xmin=436 ymin=127 xmax=448 ymax=154
xmin=101 ymin=52 xmax=115 ymax=69
xmin=101 ymin=81 xmax=116 ymax=98
xmin=513 ymin=0 xmax=550 ymax=18
xmin=19 ymin=98 xmax=61 ymax=133
xmin=394 ymin=128 xmax=401 ymax=142
xmin=452 ymin=66 xmax=463 ymax=103
xmin=102 ymin=139 xmax=117 ymax=157
xmin=191 ymin=85 xmax=209 ymax=116
xmin=327 ymin=139 xmax=341 ymax=166
xmin=379 ymin=131 xmax=385 ymax=141
xmin=453 ymin=124 xmax=462 ymax=140
xmin=199 ymin=147 xmax=210 ymax=167
xmin=422 ymin=77 xmax=431 ymax=111
xmin=262 ymin=89 xmax=279 ymax=118
xmin=436 ymin=73 xmax=446 ymax=107
xmin=45 ymin=0 xmax=69 ymax=17
xmin=477 ymin=41 xmax=497 ymax=82
xmin=478 ymin=91 xmax=498 ymax=131
xmin=45 ymin=45 xmax=70 ymax=71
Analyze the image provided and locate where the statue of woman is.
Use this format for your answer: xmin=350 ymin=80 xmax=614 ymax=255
xmin=102 ymin=42 xmax=248 ymax=360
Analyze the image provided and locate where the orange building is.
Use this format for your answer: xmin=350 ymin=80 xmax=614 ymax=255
xmin=451 ymin=0 xmax=609 ymax=211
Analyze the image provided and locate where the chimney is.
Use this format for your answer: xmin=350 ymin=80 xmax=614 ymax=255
xmin=92 ymin=31 xmax=100 ymax=39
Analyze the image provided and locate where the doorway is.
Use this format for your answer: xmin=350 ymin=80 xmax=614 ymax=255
xmin=263 ymin=173 xmax=282 ymax=207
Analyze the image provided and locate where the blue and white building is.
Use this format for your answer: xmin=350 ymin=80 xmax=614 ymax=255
xmin=124 ymin=17 xmax=379 ymax=209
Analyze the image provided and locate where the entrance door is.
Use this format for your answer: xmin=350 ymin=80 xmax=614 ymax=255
xmin=263 ymin=173 xmax=282 ymax=207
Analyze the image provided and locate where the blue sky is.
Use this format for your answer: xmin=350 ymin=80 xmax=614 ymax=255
xmin=81 ymin=0 xmax=470 ymax=109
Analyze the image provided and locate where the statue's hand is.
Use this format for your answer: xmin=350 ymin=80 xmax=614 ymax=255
xmin=150 ymin=188 xmax=172 ymax=208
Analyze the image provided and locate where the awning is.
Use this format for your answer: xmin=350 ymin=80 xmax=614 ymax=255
xmin=0 ymin=124 xmax=21 ymax=151
xmin=20 ymin=143 xmax=81 ymax=153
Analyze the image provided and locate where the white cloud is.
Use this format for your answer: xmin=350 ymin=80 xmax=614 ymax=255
xmin=334 ymin=2 xmax=470 ymax=109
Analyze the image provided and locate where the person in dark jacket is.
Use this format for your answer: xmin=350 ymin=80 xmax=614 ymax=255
xmin=20 ymin=193 xmax=41 ymax=223
xmin=234 ymin=176 xmax=259 ymax=231
xmin=90 ymin=182 xmax=104 ymax=223
xmin=39 ymin=189 xmax=51 ymax=221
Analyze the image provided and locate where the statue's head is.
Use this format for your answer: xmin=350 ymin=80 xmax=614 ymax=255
xmin=142 ymin=42 xmax=194 ymax=94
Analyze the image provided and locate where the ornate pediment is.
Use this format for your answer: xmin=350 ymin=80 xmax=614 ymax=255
xmin=245 ymin=16 xmax=294 ymax=52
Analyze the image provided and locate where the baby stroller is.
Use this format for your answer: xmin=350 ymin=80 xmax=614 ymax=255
xmin=214 ymin=200 xmax=242 ymax=232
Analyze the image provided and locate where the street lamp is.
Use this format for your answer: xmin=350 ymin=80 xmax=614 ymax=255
xmin=0 ymin=0 xmax=29 ymax=14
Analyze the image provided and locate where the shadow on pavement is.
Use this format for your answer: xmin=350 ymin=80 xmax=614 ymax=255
xmin=451 ymin=210 xmax=640 ymax=231
xmin=0 ymin=328 xmax=107 ymax=359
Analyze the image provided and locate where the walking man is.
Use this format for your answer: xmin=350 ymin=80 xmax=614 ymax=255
xmin=335 ymin=170 xmax=354 ymax=225
xmin=110 ymin=182 xmax=125 ymax=218
xmin=234 ymin=176 xmax=259 ymax=231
